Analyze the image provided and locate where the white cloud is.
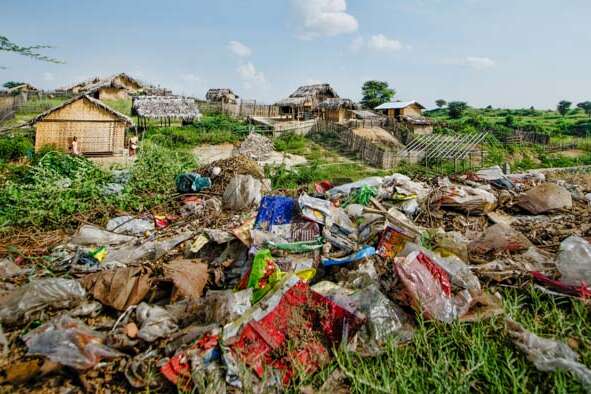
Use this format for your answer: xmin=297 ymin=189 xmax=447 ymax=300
xmin=350 ymin=36 xmax=364 ymax=52
xmin=238 ymin=62 xmax=266 ymax=89
xmin=228 ymin=40 xmax=252 ymax=57
xmin=444 ymin=56 xmax=496 ymax=70
xmin=465 ymin=56 xmax=495 ymax=69
xmin=292 ymin=0 xmax=358 ymax=39
xmin=42 ymin=72 xmax=54 ymax=81
xmin=367 ymin=34 xmax=402 ymax=52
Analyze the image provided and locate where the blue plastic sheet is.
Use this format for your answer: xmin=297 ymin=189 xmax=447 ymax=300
xmin=321 ymin=246 xmax=376 ymax=267
xmin=254 ymin=196 xmax=295 ymax=231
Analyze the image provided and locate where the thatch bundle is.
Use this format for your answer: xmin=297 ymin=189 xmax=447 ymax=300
xmin=133 ymin=96 xmax=201 ymax=120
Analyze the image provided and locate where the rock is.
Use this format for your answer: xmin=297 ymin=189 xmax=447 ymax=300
xmin=517 ymin=183 xmax=572 ymax=214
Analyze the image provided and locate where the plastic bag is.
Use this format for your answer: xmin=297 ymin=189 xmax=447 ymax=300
xmin=384 ymin=173 xmax=430 ymax=201
xmin=299 ymin=193 xmax=333 ymax=224
xmin=246 ymin=249 xmax=283 ymax=303
xmin=433 ymin=184 xmax=497 ymax=214
xmin=224 ymin=274 xmax=365 ymax=385
xmin=203 ymin=289 xmax=253 ymax=325
xmin=106 ymin=216 xmax=155 ymax=236
xmin=433 ymin=230 xmax=469 ymax=262
xmin=517 ymin=183 xmax=572 ymax=214
xmin=223 ymin=175 xmax=262 ymax=210
xmin=70 ymin=224 xmax=136 ymax=246
xmin=556 ymin=236 xmax=591 ymax=286
xmin=327 ymin=176 xmax=384 ymax=198
xmin=313 ymin=281 xmax=414 ymax=356
xmin=0 ymin=278 xmax=86 ymax=325
xmin=22 ymin=315 xmax=122 ymax=369
xmin=394 ymin=251 xmax=457 ymax=322
xmin=104 ymin=232 xmax=192 ymax=265
xmin=175 ymin=173 xmax=212 ymax=194
xmin=266 ymin=239 xmax=323 ymax=253
xmin=507 ymin=320 xmax=591 ymax=389
xmin=469 ymin=223 xmax=532 ymax=255
xmin=321 ymin=246 xmax=376 ymax=267
xmin=136 ymin=303 xmax=178 ymax=342
xmin=254 ymin=195 xmax=295 ymax=232
xmin=377 ymin=225 xmax=414 ymax=260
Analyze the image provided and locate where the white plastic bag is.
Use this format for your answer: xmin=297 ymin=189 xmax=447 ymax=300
xmin=0 ymin=278 xmax=86 ymax=325
xmin=556 ymin=236 xmax=591 ymax=286
xmin=223 ymin=175 xmax=262 ymax=210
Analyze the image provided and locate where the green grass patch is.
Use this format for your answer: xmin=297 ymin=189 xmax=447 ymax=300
xmin=0 ymin=142 xmax=196 ymax=231
xmin=102 ymin=98 xmax=132 ymax=116
xmin=323 ymin=285 xmax=591 ymax=393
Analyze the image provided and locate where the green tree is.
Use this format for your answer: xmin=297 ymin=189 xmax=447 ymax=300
xmin=2 ymin=81 xmax=26 ymax=89
xmin=576 ymin=101 xmax=591 ymax=118
xmin=435 ymin=99 xmax=447 ymax=108
xmin=360 ymin=80 xmax=395 ymax=109
xmin=447 ymin=101 xmax=468 ymax=119
xmin=504 ymin=115 xmax=515 ymax=128
xmin=557 ymin=100 xmax=572 ymax=116
xmin=0 ymin=35 xmax=63 ymax=69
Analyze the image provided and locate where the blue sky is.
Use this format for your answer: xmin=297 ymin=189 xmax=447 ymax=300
xmin=2 ymin=0 xmax=591 ymax=108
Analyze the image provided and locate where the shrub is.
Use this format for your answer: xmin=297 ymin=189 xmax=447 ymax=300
xmin=0 ymin=135 xmax=34 ymax=162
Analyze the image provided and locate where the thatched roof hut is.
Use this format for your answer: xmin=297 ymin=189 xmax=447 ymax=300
xmin=318 ymin=98 xmax=359 ymax=123
xmin=317 ymin=98 xmax=358 ymax=110
xmin=33 ymin=95 xmax=132 ymax=155
xmin=59 ymin=73 xmax=145 ymax=100
xmin=132 ymin=96 xmax=201 ymax=121
xmin=206 ymin=88 xmax=239 ymax=104
xmin=7 ymin=83 xmax=39 ymax=94
xmin=276 ymin=83 xmax=340 ymax=119
xmin=350 ymin=109 xmax=385 ymax=120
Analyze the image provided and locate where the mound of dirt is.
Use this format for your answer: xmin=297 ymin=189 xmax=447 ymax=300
xmin=197 ymin=154 xmax=265 ymax=194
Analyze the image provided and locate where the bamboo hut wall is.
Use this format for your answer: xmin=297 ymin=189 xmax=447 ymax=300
xmin=34 ymin=99 xmax=126 ymax=153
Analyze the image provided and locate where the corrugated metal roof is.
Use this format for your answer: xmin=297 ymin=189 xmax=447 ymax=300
xmin=374 ymin=100 xmax=425 ymax=110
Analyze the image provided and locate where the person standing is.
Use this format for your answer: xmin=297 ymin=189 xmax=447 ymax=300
xmin=129 ymin=135 xmax=138 ymax=156
xmin=70 ymin=136 xmax=81 ymax=155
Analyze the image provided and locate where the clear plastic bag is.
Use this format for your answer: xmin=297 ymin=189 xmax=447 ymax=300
xmin=223 ymin=175 xmax=262 ymax=210
xmin=433 ymin=184 xmax=497 ymax=214
xmin=70 ymin=224 xmax=136 ymax=246
xmin=136 ymin=303 xmax=179 ymax=342
xmin=508 ymin=320 xmax=591 ymax=389
xmin=0 ymin=278 xmax=86 ymax=325
xmin=517 ymin=183 xmax=572 ymax=214
xmin=556 ymin=236 xmax=591 ymax=286
xmin=394 ymin=251 xmax=457 ymax=323
xmin=469 ymin=223 xmax=532 ymax=255
xmin=106 ymin=216 xmax=155 ymax=236
xmin=23 ymin=315 xmax=122 ymax=369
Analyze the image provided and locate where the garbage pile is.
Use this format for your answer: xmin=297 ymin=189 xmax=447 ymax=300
xmin=1 ymin=163 xmax=591 ymax=391
xmin=232 ymin=132 xmax=275 ymax=162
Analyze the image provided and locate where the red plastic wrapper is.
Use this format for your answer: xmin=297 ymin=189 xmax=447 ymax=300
xmin=224 ymin=275 xmax=365 ymax=384
xmin=394 ymin=251 xmax=457 ymax=322
xmin=531 ymin=271 xmax=591 ymax=299
xmin=377 ymin=225 xmax=414 ymax=260
xmin=161 ymin=332 xmax=220 ymax=390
